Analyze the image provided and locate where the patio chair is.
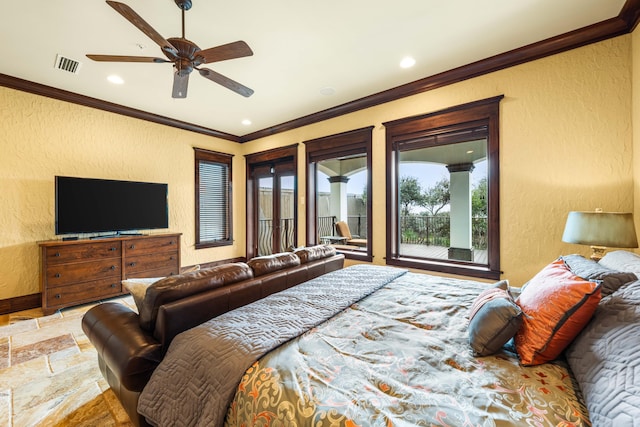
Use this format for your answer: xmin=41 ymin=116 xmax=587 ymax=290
xmin=335 ymin=221 xmax=367 ymax=247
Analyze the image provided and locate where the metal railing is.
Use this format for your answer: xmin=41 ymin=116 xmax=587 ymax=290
xmin=258 ymin=218 xmax=295 ymax=255
xmin=317 ymin=216 xmax=336 ymax=239
xmin=400 ymin=215 xmax=487 ymax=249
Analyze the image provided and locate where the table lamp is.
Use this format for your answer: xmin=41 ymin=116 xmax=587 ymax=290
xmin=562 ymin=209 xmax=638 ymax=261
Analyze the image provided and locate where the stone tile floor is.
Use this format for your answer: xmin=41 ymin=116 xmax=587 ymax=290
xmin=0 ymin=296 xmax=135 ymax=426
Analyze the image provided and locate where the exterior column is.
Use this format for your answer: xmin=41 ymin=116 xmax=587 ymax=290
xmin=328 ymin=176 xmax=349 ymax=225
xmin=446 ymin=163 xmax=474 ymax=261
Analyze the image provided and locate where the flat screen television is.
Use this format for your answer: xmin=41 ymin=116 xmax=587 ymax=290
xmin=55 ymin=176 xmax=168 ymax=236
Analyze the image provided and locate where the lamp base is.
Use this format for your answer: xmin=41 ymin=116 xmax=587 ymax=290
xmin=589 ymin=245 xmax=607 ymax=262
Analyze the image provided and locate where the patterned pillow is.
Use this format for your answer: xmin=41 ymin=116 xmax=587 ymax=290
xmin=565 ymin=279 xmax=640 ymax=425
xmin=468 ymin=280 xmax=523 ymax=356
xmin=562 ymin=254 xmax=636 ymax=296
xmin=514 ymin=259 xmax=601 ymax=366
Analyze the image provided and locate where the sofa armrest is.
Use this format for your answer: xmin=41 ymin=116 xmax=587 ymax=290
xmin=82 ymin=302 xmax=163 ymax=392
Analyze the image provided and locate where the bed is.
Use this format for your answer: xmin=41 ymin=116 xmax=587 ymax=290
xmin=136 ymin=253 xmax=640 ymax=426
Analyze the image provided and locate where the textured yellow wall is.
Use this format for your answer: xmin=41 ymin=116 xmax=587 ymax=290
xmin=0 ymin=88 xmax=245 ymax=300
xmin=0 ymin=33 xmax=636 ymax=302
xmin=245 ymin=34 xmax=634 ymax=286
xmin=633 ymin=27 xmax=640 ymax=235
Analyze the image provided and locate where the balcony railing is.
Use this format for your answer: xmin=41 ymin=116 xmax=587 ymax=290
xmin=258 ymin=218 xmax=295 ymax=256
xmin=317 ymin=215 xmax=367 ymax=240
xmin=400 ymin=215 xmax=487 ymax=250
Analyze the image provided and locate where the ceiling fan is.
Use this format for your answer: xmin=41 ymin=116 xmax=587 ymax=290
xmin=87 ymin=0 xmax=254 ymax=99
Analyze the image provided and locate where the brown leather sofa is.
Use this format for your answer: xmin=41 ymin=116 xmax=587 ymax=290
xmin=81 ymin=246 xmax=344 ymax=426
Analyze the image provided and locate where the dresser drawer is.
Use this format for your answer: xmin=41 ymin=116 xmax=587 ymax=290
xmin=46 ymin=277 xmax=122 ymax=308
xmin=46 ymin=258 xmax=121 ymax=288
xmin=125 ymin=265 xmax=180 ymax=280
xmin=45 ymin=242 xmax=121 ymax=265
xmin=124 ymin=251 xmax=179 ymax=275
xmin=123 ymin=236 xmax=179 ymax=256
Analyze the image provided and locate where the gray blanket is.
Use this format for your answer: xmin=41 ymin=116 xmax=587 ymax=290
xmin=137 ymin=264 xmax=407 ymax=427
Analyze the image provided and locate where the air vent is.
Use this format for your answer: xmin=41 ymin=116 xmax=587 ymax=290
xmin=54 ymin=54 xmax=82 ymax=74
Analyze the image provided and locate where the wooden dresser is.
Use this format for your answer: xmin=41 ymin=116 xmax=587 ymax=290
xmin=39 ymin=233 xmax=181 ymax=314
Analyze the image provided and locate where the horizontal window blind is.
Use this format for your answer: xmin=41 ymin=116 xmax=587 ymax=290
xmin=198 ymin=160 xmax=229 ymax=243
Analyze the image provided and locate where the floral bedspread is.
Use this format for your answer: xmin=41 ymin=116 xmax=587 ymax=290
xmin=225 ymin=272 xmax=590 ymax=427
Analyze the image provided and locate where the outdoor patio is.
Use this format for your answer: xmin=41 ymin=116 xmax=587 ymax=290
xmin=400 ymin=244 xmax=488 ymax=264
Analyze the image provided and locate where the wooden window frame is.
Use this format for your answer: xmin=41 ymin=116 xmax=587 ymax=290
xmin=304 ymin=126 xmax=374 ymax=262
xmin=384 ymin=96 xmax=503 ymax=279
xmin=245 ymin=144 xmax=298 ymax=260
xmin=194 ymin=147 xmax=233 ymax=249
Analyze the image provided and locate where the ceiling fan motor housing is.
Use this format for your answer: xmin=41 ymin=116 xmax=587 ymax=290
xmin=174 ymin=0 xmax=192 ymax=10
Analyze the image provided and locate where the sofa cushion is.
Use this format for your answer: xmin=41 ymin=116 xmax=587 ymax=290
xmin=565 ymin=279 xmax=640 ymax=426
xmin=139 ymin=263 xmax=253 ymax=331
xmin=514 ymin=259 xmax=601 ymax=366
xmin=294 ymin=245 xmax=336 ymax=264
xmin=247 ymin=252 xmax=301 ymax=277
xmin=562 ymin=254 xmax=636 ymax=296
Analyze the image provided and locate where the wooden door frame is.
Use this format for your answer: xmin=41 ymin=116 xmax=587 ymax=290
xmin=245 ymin=144 xmax=298 ymax=259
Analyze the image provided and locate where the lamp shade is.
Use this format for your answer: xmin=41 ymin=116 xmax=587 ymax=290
xmin=562 ymin=211 xmax=638 ymax=248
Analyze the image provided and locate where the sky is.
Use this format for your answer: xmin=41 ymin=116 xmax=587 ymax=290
xmin=317 ymin=160 xmax=487 ymax=195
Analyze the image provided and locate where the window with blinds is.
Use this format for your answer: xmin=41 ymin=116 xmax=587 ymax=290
xmin=194 ymin=148 xmax=233 ymax=248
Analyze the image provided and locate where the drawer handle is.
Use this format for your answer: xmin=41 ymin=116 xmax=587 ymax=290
xmin=55 ymin=294 xmax=61 ymax=299
xmin=110 ymin=283 xmax=117 ymax=288
xmin=110 ymin=265 xmax=116 ymax=270
xmin=54 ymin=252 xmax=60 ymax=257
xmin=54 ymin=273 xmax=61 ymax=278
xmin=129 ymin=262 xmax=136 ymax=267
xmin=110 ymin=247 xmax=117 ymax=251
xmin=169 ymin=256 xmax=175 ymax=260
xmin=129 ymin=244 xmax=135 ymax=249
xmin=170 ymin=241 xmax=175 ymax=245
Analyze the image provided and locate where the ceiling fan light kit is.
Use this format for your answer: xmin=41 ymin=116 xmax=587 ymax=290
xmin=87 ymin=0 xmax=254 ymax=99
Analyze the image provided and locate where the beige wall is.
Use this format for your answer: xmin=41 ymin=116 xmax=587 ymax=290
xmin=0 ymin=31 xmax=636 ymax=302
xmin=0 ymin=88 xmax=246 ymax=300
xmin=245 ymin=34 xmax=634 ymax=286
xmin=634 ymin=27 xmax=640 ymax=236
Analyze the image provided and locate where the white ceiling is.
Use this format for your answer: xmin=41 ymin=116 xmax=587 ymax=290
xmin=0 ymin=0 xmax=627 ymax=137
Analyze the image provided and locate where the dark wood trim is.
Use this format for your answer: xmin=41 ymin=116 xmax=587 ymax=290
xmin=194 ymin=148 xmax=234 ymax=249
xmin=620 ymin=0 xmax=640 ymax=31
xmin=385 ymin=96 xmax=502 ymax=280
xmin=0 ymin=1 xmax=637 ymax=143
xmin=304 ymin=126 xmax=374 ymax=262
xmin=245 ymin=145 xmax=299 ymax=259
xmin=0 ymin=293 xmax=41 ymax=315
xmin=241 ymin=1 xmax=638 ymax=142
xmin=0 ymin=74 xmax=241 ymax=143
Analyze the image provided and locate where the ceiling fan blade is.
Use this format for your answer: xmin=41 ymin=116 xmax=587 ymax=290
xmin=172 ymin=72 xmax=190 ymax=98
xmin=197 ymin=41 xmax=253 ymax=64
xmin=198 ymin=68 xmax=254 ymax=97
xmin=86 ymin=54 xmax=169 ymax=63
xmin=106 ymin=1 xmax=178 ymax=56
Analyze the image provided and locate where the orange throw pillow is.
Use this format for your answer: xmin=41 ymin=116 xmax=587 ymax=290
xmin=515 ymin=259 xmax=601 ymax=366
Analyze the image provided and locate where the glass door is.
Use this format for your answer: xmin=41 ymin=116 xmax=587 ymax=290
xmin=251 ymin=161 xmax=297 ymax=257
xmin=246 ymin=146 xmax=298 ymax=259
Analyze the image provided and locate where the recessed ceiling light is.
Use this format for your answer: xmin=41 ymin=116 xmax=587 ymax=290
xmin=241 ymin=119 xmax=252 ymax=126
xmin=319 ymin=87 xmax=336 ymax=96
xmin=400 ymin=56 xmax=416 ymax=69
xmin=107 ymin=75 xmax=124 ymax=84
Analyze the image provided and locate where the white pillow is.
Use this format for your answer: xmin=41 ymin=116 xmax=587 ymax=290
xmin=599 ymin=250 xmax=640 ymax=275
xmin=122 ymin=277 xmax=165 ymax=313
